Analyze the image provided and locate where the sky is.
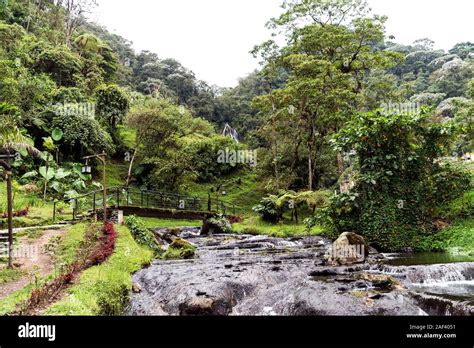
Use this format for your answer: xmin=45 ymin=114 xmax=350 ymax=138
xmin=90 ymin=0 xmax=474 ymax=88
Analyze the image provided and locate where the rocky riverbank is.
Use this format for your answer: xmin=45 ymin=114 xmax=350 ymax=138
xmin=125 ymin=228 xmax=474 ymax=316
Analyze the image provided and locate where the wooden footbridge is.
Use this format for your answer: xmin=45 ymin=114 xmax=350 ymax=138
xmin=53 ymin=186 xmax=238 ymax=223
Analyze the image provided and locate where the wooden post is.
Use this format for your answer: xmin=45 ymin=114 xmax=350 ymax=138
xmin=53 ymin=201 xmax=56 ymax=223
xmin=72 ymin=198 xmax=77 ymax=221
xmin=0 ymin=154 xmax=15 ymax=268
xmin=6 ymin=167 xmax=13 ymax=268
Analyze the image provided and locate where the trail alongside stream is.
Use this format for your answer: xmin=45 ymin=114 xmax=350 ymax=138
xmin=126 ymin=228 xmax=474 ymax=316
xmin=0 ymin=229 xmax=65 ymax=300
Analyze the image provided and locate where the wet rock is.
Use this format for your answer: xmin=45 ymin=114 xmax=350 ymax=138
xmin=125 ymin=231 xmax=473 ymax=316
xmin=410 ymin=293 xmax=473 ymax=316
xmin=309 ymin=269 xmax=340 ymax=277
xmin=179 ymin=297 xmax=234 ymax=316
xmin=357 ymin=273 xmax=397 ymax=291
xmin=325 ymin=232 xmax=369 ymax=265
xmin=368 ymin=292 xmax=383 ymax=300
xmin=201 ymin=216 xmax=231 ymax=236
xmin=132 ymin=283 xmax=142 ymax=293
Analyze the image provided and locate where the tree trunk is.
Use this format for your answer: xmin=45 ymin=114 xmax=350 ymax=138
xmin=125 ymin=151 xmax=136 ymax=188
xmin=271 ymin=101 xmax=279 ymax=189
xmin=337 ymin=152 xmax=346 ymax=192
xmin=43 ymin=156 xmax=49 ymax=201
xmin=337 ymin=152 xmax=345 ymax=175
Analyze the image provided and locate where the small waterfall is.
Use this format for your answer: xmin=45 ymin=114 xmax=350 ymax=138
xmin=372 ymin=262 xmax=474 ymax=284
xmin=406 ymin=263 xmax=473 ymax=285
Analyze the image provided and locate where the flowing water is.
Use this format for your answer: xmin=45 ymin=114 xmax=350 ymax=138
xmin=377 ymin=255 xmax=474 ymax=312
xmin=126 ymin=228 xmax=474 ymax=316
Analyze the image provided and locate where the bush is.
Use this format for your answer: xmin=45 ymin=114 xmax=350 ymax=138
xmin=42 ymin=225 xmax=153 ymax=316
xmin=204 ymin=214 xmax=233 ymax=234
xmin=125 ymin=215 xmax=161 ymax=254
xmin=322 ymin=110 xmax=471 ymax=252
xmin=252 ymin=196 xmax=282 ymax=223
xmin=162 ymin=239 xmax=196 ymax=260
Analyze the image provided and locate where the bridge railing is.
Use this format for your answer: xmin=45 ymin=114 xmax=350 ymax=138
xmin=53 ymin=185 xmax=237 ymax=222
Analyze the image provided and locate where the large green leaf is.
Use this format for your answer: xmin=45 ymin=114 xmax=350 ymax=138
xmin=22 ymin=170 xmax=38 ymax=179
xmin=51 ymin=128 xmax=63 ymax=141
xmin=55 ymin=168 xmax=72 ymax=180
xmin=39 ymin=166 xmax=56 ymax=180
xmin=49 ymin=180 xmax=62 ymax=192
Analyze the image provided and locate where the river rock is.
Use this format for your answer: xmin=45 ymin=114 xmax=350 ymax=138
xmin=179 ymin=297 xmax=233 ymax=316
xmin=325 ymin=232 xmax=369 ymax=265
xmin=132 ymin=283 xmax=142 ymax=293
xmin=126 ymin=233 xmax=426 ymax=316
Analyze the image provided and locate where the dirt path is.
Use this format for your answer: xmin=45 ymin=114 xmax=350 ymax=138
xmin=0 ymin=229 xmax=65 ymax=300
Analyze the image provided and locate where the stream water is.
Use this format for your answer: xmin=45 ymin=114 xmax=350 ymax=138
xmin=126 ymin=228 xmax=474 ymax=316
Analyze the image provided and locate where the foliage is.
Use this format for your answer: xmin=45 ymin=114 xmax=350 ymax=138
xmin=420 ymin=218 xmax=474 ymax=255
xmin=252 ymin=195 xmax=282 ymax=223
xmin=50 ymin=107 xmax=115 ymax=159
xmin=323 ymin=110 xmax=471 ymax=251
xmin=206 ymin=214 xmax=233 ymax=234
xmin=161 ymin=239 xmax=196 ymax=260
xmin=127 ymin=98 xmax=222 ymax=190
xmin=95 ymin=84 xmax=130 ymax=128
xmin=43 ymin=224 xmax=153 ymax=315
xmin=253 ymin=1 xmax=403 ymax=191
xmin=21 ymin=162 xmax=96 ymax=199
xmin=124 ymin=215 xmax=161 ymax=255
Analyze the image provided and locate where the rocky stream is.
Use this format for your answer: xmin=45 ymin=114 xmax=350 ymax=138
xmin=125 ymin=227 xmax=474 ymax=316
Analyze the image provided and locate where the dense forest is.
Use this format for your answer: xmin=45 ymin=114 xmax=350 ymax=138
xmin=0 ymin=0 xmax=472 ymax=287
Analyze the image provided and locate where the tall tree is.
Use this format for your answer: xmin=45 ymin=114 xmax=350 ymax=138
xmin=254 ymin=0 xmax=402 ymax=190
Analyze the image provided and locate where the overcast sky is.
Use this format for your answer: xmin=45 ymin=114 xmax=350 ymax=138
xmin=90 ymin=0 xmax=474 ymax=87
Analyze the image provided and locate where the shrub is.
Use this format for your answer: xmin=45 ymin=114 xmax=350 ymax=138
xmin=162 ymin=239 xmax=196 ymax=260
xmin=205 ymin=214 xmax=233 ymax=234
xmin=322 ymin=110 xmax=470 ymax=252
xmin=125 ymin=215 xmax=161 ymax=255
xmin=252 ymin=196 xmax=282 ymax=223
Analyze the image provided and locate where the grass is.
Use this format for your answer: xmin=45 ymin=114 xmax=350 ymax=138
xmin=0 ymin=282 xmax=38 ymax=315
xmin=184 ymin=169 xmax=264 ymax=214
xmin=422 ymin=217 xmax=474 ymax=255
xmin=42 ymin=224 xmax=153 ymax=315
xmin=0 ymin=223 xmax=86 ymax=315
xmin=232 ymin=215 xmax=324 ymax=238
xmin=0 ymin=267 xmax=24 ymax=285
xmin=54 ymin=224 xmax=87 ymax=265
xmin=118 ymin=126 xmax=136 ymax=149
xmin=97 ymin=160 xmax=129 ymax=188
xmin=139 ymin=217 xmax=201 ymax=228
xmin=0 ymin=182 xmax=54 ymax=229
xmin=426 ymin=163 xmax=474 ymax=254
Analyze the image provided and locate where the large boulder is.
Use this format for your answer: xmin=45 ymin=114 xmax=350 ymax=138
xmin=201 ymin=215 xmax=232 ymax=236
xmin=325 ymin=232 xmax=370 ymax=265
xmin=178 ymin=297 xmax=233 ymax=316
